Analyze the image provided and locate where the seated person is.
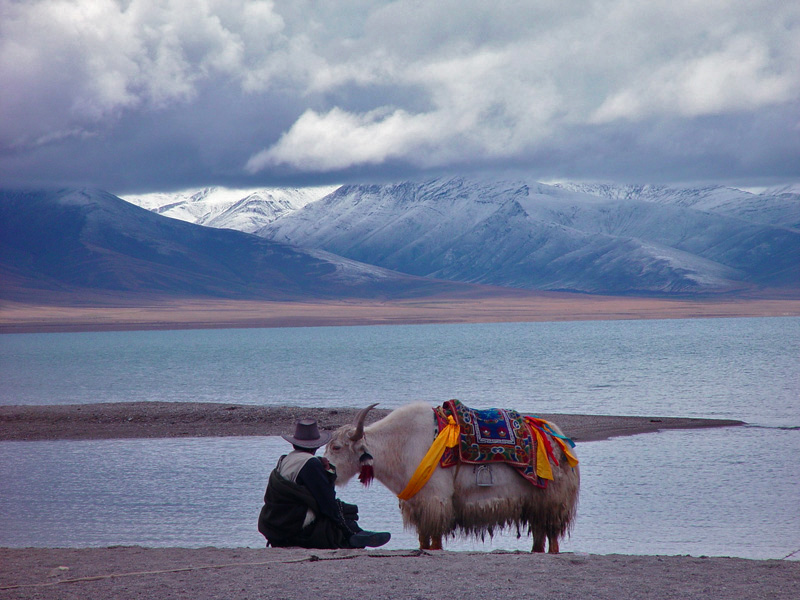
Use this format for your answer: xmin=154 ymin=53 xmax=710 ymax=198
xmin=258 ymin=418 xmax=391 ymax=549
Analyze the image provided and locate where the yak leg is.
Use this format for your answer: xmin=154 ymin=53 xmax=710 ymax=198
xmin=418 ymin=532 xmax=443 ymax=550
xmin=547 ymin=535 xmax=560 ymax=554
xmin=533 ymin=531 xmax=560 ymax=553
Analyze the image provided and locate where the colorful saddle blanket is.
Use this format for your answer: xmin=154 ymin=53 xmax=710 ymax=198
xmin=437 ymin=399 xmax=546 ymax=487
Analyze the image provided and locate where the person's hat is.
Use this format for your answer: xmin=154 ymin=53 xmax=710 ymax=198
xmin=281 ymin=418 xmax=331 ymax=449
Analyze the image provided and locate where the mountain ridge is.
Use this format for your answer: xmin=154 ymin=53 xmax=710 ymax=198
xmin=124 ymin=186 xmax=338 ymax=233
xmin=6 ymin=178 xmax=796 ymax=304
xmin=258 ymin=177 xmax=800 ymax=295
xmin=0 ymin=187 xmax=482 ymax=303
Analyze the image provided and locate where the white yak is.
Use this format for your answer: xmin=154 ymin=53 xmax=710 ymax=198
xmin=325 ymin=402 xmax=579 ymax=552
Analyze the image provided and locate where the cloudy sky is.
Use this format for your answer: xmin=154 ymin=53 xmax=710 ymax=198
xmin=1 ymin=0 xmax=799 ymax=193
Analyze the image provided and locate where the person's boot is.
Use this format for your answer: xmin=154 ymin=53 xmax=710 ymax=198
xmin=349 ymin=530 xmax=391 ymax=548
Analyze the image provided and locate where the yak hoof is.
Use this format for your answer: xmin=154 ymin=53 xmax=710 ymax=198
xmin=419 ymin=534 xmax=443 ymax=550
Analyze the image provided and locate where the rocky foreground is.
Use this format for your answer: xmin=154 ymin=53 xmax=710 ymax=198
xmin=1 ymin=546 xmax=798 ymax=600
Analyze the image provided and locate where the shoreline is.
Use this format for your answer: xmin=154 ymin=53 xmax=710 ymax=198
xmin=2 ymin=295 xmax=799 ymax=334
xmin=1 ymin=547 xmax=797 ymax=599
xmin=0 ymin=402 xmax=744 ymax=442
xmin=2 ymin=406 xmax=792 ymax=600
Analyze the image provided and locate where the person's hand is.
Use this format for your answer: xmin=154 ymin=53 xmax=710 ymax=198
xmin=318 ymin=456 xmax=330 ymax=470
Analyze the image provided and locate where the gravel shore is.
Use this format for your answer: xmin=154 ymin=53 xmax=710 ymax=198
xmin=1 ymin=547 xmax=798 ymax=600
xmin=0 ymin=401 xmax=744 ymax=442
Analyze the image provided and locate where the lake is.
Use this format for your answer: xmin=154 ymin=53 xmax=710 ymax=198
xmin=1 ymin=317 xmax=798 ymax=559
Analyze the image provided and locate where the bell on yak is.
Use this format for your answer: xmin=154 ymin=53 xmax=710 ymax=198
xmin=475 ymin=464 xmax=493 ymax=487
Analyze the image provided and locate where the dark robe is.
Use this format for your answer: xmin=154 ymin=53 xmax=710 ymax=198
xmin=258 ymin=457 xmax=358 ymax=548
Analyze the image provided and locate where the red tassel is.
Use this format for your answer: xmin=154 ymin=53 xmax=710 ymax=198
xmin=358 ymin=464 xmax=374 ymax=487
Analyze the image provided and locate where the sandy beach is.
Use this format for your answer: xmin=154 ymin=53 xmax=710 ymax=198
xmin=2 ymin=546 xmax=798 ymax=600
xmin=2 ymin=294 xmax=800 ymax=334
xmin=4 ymin=402 xmax=795 ymax=599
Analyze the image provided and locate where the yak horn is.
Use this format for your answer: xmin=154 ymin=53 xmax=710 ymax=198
xmin=350 ymin=403 xmax=378 ymax=441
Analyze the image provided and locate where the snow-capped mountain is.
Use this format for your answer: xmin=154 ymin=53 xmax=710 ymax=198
xmin=0 ymin=187 xmax=477 ymax=302
xmin=762 ymin=183 xmax=800 ymax=197
xmin=552 ymin=182 xmax=800 ymax=230
xmin=123 ymin=186 xmax=338 ymax=233
xmin=258 ymin=177 xmax=800 ymax=295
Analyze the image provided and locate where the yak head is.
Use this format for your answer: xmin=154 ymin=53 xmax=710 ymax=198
xmin=324 ymin=403 xmax=378 ymax=487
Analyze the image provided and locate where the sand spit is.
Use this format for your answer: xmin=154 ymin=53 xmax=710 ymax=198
xmin=0 ymin=402 xmax=744 ymax=442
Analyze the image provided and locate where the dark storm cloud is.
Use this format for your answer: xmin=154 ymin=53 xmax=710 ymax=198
xmin=1 ymin=0 xmax=798 ymax=193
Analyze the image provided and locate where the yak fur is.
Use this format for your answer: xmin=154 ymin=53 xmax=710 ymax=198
xmin=324 ymin=402 xmax=579 ymax=552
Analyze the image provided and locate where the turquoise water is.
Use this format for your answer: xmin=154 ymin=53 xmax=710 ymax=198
xmin=1 ymin=317 xmax=798 ymax=558
xmin=2 ymin=317 xmax=798 ymax=425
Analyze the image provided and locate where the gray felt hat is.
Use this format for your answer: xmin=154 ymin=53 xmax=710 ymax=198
xmin=281 ymin=418 xmax=331 ymax=448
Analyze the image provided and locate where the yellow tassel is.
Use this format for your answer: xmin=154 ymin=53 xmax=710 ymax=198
xmin=532 ymin=427 xmax=554 ymax=480
xmin=554 ymin=437 xmax=579 ymax=468
xmin=398 ymin=415 xmax=459 ymax=500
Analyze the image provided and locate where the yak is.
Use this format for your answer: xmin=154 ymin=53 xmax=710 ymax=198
xmin=324 ymin=402 xmax=579 ymax=552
